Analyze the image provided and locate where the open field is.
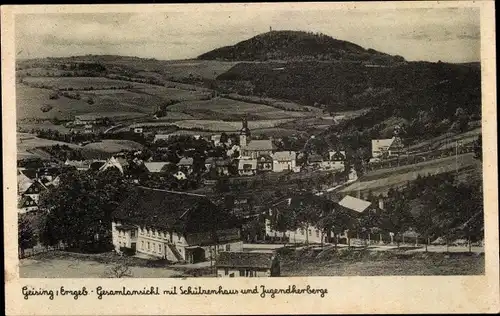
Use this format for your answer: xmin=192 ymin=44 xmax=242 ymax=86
xmin=167 ymin=97 xmax=310 ymax=121
xmin=17 ymin=133 xmax=81 ymax=160
xmin=82 ymin=140 xmax=144 ymax=153
xmin=17 ymin=85 xmax=93 ymax=120
xmin=22 ymin=76 xmax=146 ymax=90
xmin=341 ymin=153 xmax=479 ymax=196
xmin=173 ymin=119 xmax=294 ymax=132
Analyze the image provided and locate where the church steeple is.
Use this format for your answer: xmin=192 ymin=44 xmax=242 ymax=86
xmin=240 ymin=117 xmax=250 ymax=147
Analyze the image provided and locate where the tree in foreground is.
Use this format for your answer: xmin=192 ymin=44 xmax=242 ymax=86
xmin=18 ymin=215 xmax=36 ymax=257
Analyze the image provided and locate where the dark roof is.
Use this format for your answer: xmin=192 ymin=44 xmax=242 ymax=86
xmin=113 ymin=186 xmax=240 ymax=234
xmin=216 ymin=251 xmax=276 ymax=269
xmin=115 ymin=224 xmax=137 ymax=231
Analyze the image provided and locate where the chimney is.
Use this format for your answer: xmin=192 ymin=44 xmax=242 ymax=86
xmin=378 ymin=198 xmax=384 ymax=210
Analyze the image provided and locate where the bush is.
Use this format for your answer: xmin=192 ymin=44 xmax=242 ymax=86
xmin=119 ymin=246 xmax=136 ymax=256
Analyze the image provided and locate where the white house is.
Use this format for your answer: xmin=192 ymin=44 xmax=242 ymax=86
xmin=371 ymin=137 xmax=404 ymax=159
xmin=238 ymin=158 xmax=257 ymax=176
xmin=272 ymin=151 xmax=296 ymax=172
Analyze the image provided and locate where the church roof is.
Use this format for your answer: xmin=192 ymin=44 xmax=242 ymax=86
xmin=244 ymin=140 xmax=275 ymax=151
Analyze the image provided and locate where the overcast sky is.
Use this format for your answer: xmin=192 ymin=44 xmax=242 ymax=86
xmin=15 ymin=6 xmax=480 ymax=63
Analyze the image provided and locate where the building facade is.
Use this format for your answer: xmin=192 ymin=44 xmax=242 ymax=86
xmin=112 ymin=186 xmax=244 ymax=263
xmin=216 ymin=251 xmax=280 ymax=277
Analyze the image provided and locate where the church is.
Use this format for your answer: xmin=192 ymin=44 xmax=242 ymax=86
xmin=239 ymin=118 xmax=275 ymax=159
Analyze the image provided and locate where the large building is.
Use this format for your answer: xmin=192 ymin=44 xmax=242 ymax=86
xmin=112 ymin=186 xmax=243 ymax=263
xmin=239 ymin=118 xmax=275 ymax=159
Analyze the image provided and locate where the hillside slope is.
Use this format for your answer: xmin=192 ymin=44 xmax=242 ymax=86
xmin=198 ymin=30 xmax=405 ymax=63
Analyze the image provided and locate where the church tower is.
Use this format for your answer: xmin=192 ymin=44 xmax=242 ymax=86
xmin=239 ymin=117 xmax=250 ymax=148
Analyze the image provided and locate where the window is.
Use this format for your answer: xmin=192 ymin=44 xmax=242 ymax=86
xmin=300 ymin=229 xmax=304 ymax=235
xmin=224 ymin=268 xmax=229 ymax=275
xmin=159 ymin=245 xmax=162 ymax=253
xmin=239 ymin=269 xmax=245 ymax=276
xmin=141 ymin=241 xmax=144 ymax=249
xmin=316 ymin=230 xmax=320 ymax=238
xmin=131 ymin=230 xmax=136 ymax=238
xmin=308 ymin=229 xmax=312 ymax=236
xmin=225 ymin=244 xmax=231 ymax=251
xmin=147 ymin=242 xmax=150 ymax=250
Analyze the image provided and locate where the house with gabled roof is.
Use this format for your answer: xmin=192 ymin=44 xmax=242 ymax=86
xmin=112 ymin=186 xmax=243 ymax=263
xmin=18 ymin=195 xmax=39 ymax=214
xmin=216 ymin=251 xmax=280 ymax=277
xmin=371 ymin=136 xmax=404 ymax=159
xmin=17 ymin=172 xmax=47 ymax=204
xmin=272 ymin=151 xmax=296 ymax=172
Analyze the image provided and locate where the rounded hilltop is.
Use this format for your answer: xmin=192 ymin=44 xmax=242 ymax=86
xmin=198 ymin=30 xmax=405 ymax=63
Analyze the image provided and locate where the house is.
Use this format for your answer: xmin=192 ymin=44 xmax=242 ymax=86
xmin=177 ymin=157 xmax=194 ymax=174
xmin=133 ymin=127 xmax=144 ymax=134
xmin=371 ymin=137 xmax=404 ymax=159
xmin=239 ymin=119 xmax=275 ymax=158
xmin=99 ymin=156 xmax=128 ymax=174
xmin=327 ymin=151 xmax=346 ymax=171
xmin=257 ymin=155 xmax=273 ymax=172
xmin=173 ymin=170 xmax=187 ymax=180
xmin=18 ymin=172 xmax=47 ymax=204
xmin=112 ymin=186 xmax=243 ymax=263
xmin=338 ymin=195 xmax=372 ymax=214
xmin=272 ymin=151 xmax=296 ymax=172
xmin=347 ymin=167 xmax=358 ymax=181
xmin=307 ymin=154 xmax=324 ymax=167
xmin=216 ymin=251 xmax=280 ymax=277
xmin=214 ymin=159 xmax=231 ymax=176
xmin=144 ymin=162 xmax=172 ymax=173
xmin=18 ymin=195 xmax=39 ymax=214
xmin=74 ymin=114 xmax=107 ymax=126
xmin=64 ymin=159 xmax=93 ymax=171
xmin=265 ymin=195 xmax=336 ymax=244
xmin=238 ymin=158 xmax=257 ymax=176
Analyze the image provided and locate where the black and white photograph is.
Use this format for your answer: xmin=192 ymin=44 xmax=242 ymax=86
xmin=9 ymin=4 xmax=490 ymax=280
xmin=3 ymin=2 xmax=498 ymax=315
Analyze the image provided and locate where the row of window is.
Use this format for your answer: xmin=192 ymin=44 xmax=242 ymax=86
xmin=140 ymin=240 xmax=163 ymax=254
xmin=223 ymin=268 xmax=257 ymax=277
xmin=138 ymin=228 xmax=181 ymax=242
xmin=298 ymin=228 xmax=320 ymax=238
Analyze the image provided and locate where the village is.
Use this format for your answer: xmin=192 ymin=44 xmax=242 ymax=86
xmin=18 ymin=114 xmax=484 ymax=278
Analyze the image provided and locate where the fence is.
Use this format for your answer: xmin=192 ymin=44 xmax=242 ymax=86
xmin=19 ymin=243 xmax=66 ymax=259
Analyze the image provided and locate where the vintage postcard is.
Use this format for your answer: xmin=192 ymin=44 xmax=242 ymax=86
xmin=2 ymin=1 xmax=499 ymax=315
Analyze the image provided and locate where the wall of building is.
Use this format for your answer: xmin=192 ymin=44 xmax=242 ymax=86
xmin=265 ymin=219 xmax=332 ymax=244
xmin=272 ymin=159 xmax=296 ymax=172
xmin=112 ymin=221 xmax=243 ymax=262
xmin=217 ymin=267 xmax=270 ymax=278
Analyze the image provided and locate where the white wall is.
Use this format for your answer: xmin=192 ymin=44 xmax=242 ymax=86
xmin=217 ymin=268 xmax=270 ymax=278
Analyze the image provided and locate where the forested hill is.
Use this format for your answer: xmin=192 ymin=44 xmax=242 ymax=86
xmin=198 ymin=30 xmax=406 ymax=63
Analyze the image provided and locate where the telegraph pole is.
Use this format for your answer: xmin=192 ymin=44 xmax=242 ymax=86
xmin=455 ymin=140 xmax=459 ymax=174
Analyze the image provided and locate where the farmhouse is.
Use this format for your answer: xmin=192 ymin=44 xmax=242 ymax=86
xmin=272 ymin=151 xmax=296 ymax=172
xmin=371 ymin=136 xmax=404 ymax=159
xmin=112 ymin=186 xmax=243 ymax=263
xmin=307 ymin=154 xmax=324 ymax=167
xmin=239 ymin=119 xmax=275 ymax=158
xmin=216 ymin=251 xmax=280 ymax=277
